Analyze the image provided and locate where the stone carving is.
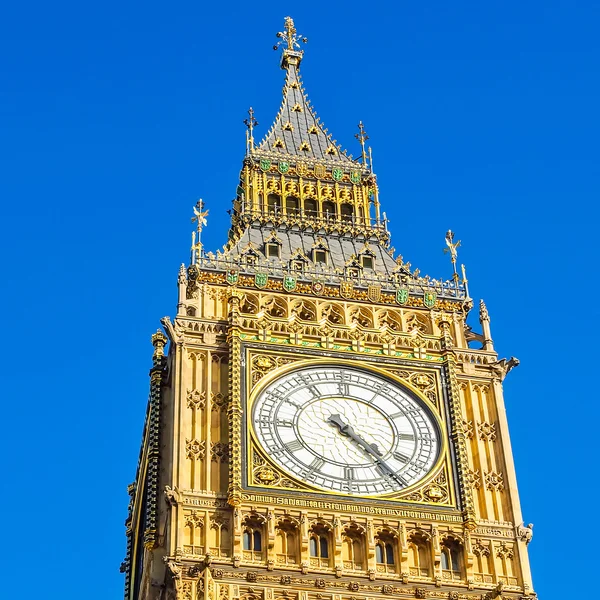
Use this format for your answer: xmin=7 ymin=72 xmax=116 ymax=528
xmin=462 ymin=420 xmax=474 ymax=439
xmin=210 ymin=442 xmax=230 ymax=463
xmin=187 ymin=389 xmax=206 ymax=410
xmin=466 ymin=469 xmax=481 ymax=489
xmin=490 ymin=357 xmax=520 ymax=381
xmin=516 ymin=522 xmax=534 ymax=545
xmin=186 ymin=439 xmax=206 ymax=460
xmin=477 ymin=421 xmax=497 ymax=442
xmin=164 ymin=485 xmax=180 ymax=507
xmin=484 ymin=471 xmax=505 ymax=492
xmin=496 ymin=542 xmax=514 ymax=559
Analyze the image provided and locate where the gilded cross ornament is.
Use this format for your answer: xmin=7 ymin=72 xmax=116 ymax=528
xmin=444 ymin=230 xmax=461 ymax=281
xmin=273 ymin=16 xmax=307 ymax=52
xmin=191 ymin=199 xmax=209 ymax=262
xmin=355 ymin=121 xmax=369 ymax=166
xmin=244 ymin=107 xmax=258 ymax=154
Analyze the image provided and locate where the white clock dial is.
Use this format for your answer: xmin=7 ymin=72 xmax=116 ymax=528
xmin=251 ymin=365 xmax=440 ymax=495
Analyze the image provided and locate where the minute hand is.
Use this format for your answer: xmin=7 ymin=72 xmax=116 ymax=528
xmin=327 ymin=414 xmax=406 ymax=485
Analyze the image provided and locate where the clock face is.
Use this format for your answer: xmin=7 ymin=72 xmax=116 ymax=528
xmin=251 ymin=365 xmax=440 ymax=496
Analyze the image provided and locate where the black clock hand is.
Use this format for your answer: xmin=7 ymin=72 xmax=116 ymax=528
xmin=327 ymin=414 xmax=382 ymax=455
xmin=327 ymin=414 xmax=407 ymax=486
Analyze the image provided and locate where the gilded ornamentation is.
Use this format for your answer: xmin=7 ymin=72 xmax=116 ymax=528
xmin=400 ymin=468 xmax=450 ymax=504
xmin=484 ymin=471 xmax=505 ymax=492
xmin=250 ymin=353 xmax=298 ymax=387
xmin=251 ymin=451 xmax=302 ymax=489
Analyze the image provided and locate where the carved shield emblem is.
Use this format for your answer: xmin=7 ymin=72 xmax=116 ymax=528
xmin=296 ymin=161 xmax=308 ymax=176
xmin=255 ymin=272 xmax=268 ymax=289
xmin=312 ymin=279 xmax=325 ymax=295
xmin=278 ymin=161 xmax=290 ymax=174
xmin=350 ymin=170 xmax=361 ymax=184
xmin=283 ymin=275 xmax=297 ymax=292
xmin=340 ymin=280 xmax=354 ymax=299
xmin=259 ymin=158 xmax=271 ymax=172
xmin=396 ymin=287 xmax=409 ymax=305
xmin=367 ymin=284 xmax=381 ymax=303
xmin=226 ymin=269 xmax=239 ymax=285
xmin=423 ymin=291 xmax=437 ymax=308
xmin=314 ymin=164 xmax=326 ymax=179
xmin=332 ymin=167 xmax=343 ymax=181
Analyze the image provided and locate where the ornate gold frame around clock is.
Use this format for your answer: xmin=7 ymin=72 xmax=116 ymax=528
xmin=242 ymin=346 xmax=458 ymax=508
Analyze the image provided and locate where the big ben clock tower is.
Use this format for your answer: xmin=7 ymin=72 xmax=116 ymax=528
xmin=122 ymin=17 xmax=536 ymax=600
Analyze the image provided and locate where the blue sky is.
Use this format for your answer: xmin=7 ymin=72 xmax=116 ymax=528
xmin=1 ymin=1 xmax=598 ymax=598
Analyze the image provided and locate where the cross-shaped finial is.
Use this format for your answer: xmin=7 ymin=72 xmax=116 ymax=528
xmin=243 ymin=107 xmax=258 ymax=154
xmin=443 ymin=230 xmax=461 ymax=280
xmin=274 ymin=16 xmax=307 ymax=52
xmin=355 ymin=121 xmax=370 ymax=165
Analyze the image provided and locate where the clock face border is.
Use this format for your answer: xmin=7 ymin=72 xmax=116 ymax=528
xmin=242 ymin=351 xmax=453 ymax=503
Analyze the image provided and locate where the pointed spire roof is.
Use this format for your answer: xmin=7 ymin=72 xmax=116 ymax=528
xmin=256 ymin=17 xmax=354 ymax=164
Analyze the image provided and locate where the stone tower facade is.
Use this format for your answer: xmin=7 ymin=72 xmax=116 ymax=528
xmin=122 ymin=17 xmax=536 ymax=600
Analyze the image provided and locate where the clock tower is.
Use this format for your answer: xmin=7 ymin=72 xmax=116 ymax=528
xmin=122 ymin=17 xmax=536 ymax=600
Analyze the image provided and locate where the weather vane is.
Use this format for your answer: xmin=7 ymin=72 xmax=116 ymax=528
xmin=191 ymin=199 xmax=209 ymax=263
xmin=443 ymin=230 xmax=461 ymax=281
xmin=243 ymin=107 xmax=258 ymax=155
xmin=273 ymin=16 xmax=307 ymax=52
xmin=355 ymin=121 xmax=369 ymax=166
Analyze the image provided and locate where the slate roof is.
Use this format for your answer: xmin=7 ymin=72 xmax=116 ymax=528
xmin=256 ymin=61 xmax=354 ymax=164
xmin=225 ymin=224 xmax=398 ymax=276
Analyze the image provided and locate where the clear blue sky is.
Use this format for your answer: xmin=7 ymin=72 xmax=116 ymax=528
xmin=1 ymin=1 xmax=597 ymax=598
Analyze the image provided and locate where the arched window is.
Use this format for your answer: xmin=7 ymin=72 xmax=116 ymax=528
xmin=340 ymin=203 xmax=354 ymax=222
xmin=441 ymin=538 xmax=463 ymax=581
xmin=286 ymin=196 xmax=300 ymax=215
xmin=242 ymin=517 xmax=264 ymax=561
xmin=376 ymin=542 xmax=394 ymax=565
xmin=243 ymin=530 xmax=261 ymax=552
xmin=267 ymin=194 xmax=281 ymax=214
xmin=275 ymin=519 xmax=299 ymax=565
xmin=342 ymin=524 xmax=366 ymax=571
xmin=322 ymin=201 xmax=336 ymax=219
xmin=309 ymin=523 xmax=331 ymax=567
xmin=304 ymin=198 xmax=318 ymax=216
xmin=407 ymin=531 xmax=431 ymax=577
xmin=375 ymin=530 xmax=397 ymax=573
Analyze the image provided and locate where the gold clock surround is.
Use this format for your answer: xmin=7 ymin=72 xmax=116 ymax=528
xmin=244 ymin=352 xmax=453 ymax=506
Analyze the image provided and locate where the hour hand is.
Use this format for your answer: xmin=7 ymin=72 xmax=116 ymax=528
xmin=327 ymin=413 xmax=353 ymax=436
xmin=327 ymin=414 xmax=382 ymax=457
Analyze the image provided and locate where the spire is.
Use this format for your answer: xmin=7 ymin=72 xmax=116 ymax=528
xmin=257 ymin=17 xmax=354 ymax=163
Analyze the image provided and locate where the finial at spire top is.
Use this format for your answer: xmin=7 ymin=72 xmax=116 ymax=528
xmin=355 ymin=121 xmax=370 ymax=166
xmin=443 ymin=230 xmax=461 ymax=281
xmin=243 ymin=107 xmax=258 ymax=155
xmin=274 ymin=16 xmax=307 ymax=69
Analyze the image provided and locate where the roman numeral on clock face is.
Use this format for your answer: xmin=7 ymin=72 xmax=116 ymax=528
xmin=397 ymin=433 xmax=415 ymax=441
xmin=309 ymin=458 xmax=325 ymax=471
xmin=393 ymin=451 xmax=412 ymax=463
xmin=285 ymin=440 xmax=303 ymax=452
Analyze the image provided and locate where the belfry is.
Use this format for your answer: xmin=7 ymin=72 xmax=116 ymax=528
xmin=122 ymin=17 xmax=536 ymax=600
